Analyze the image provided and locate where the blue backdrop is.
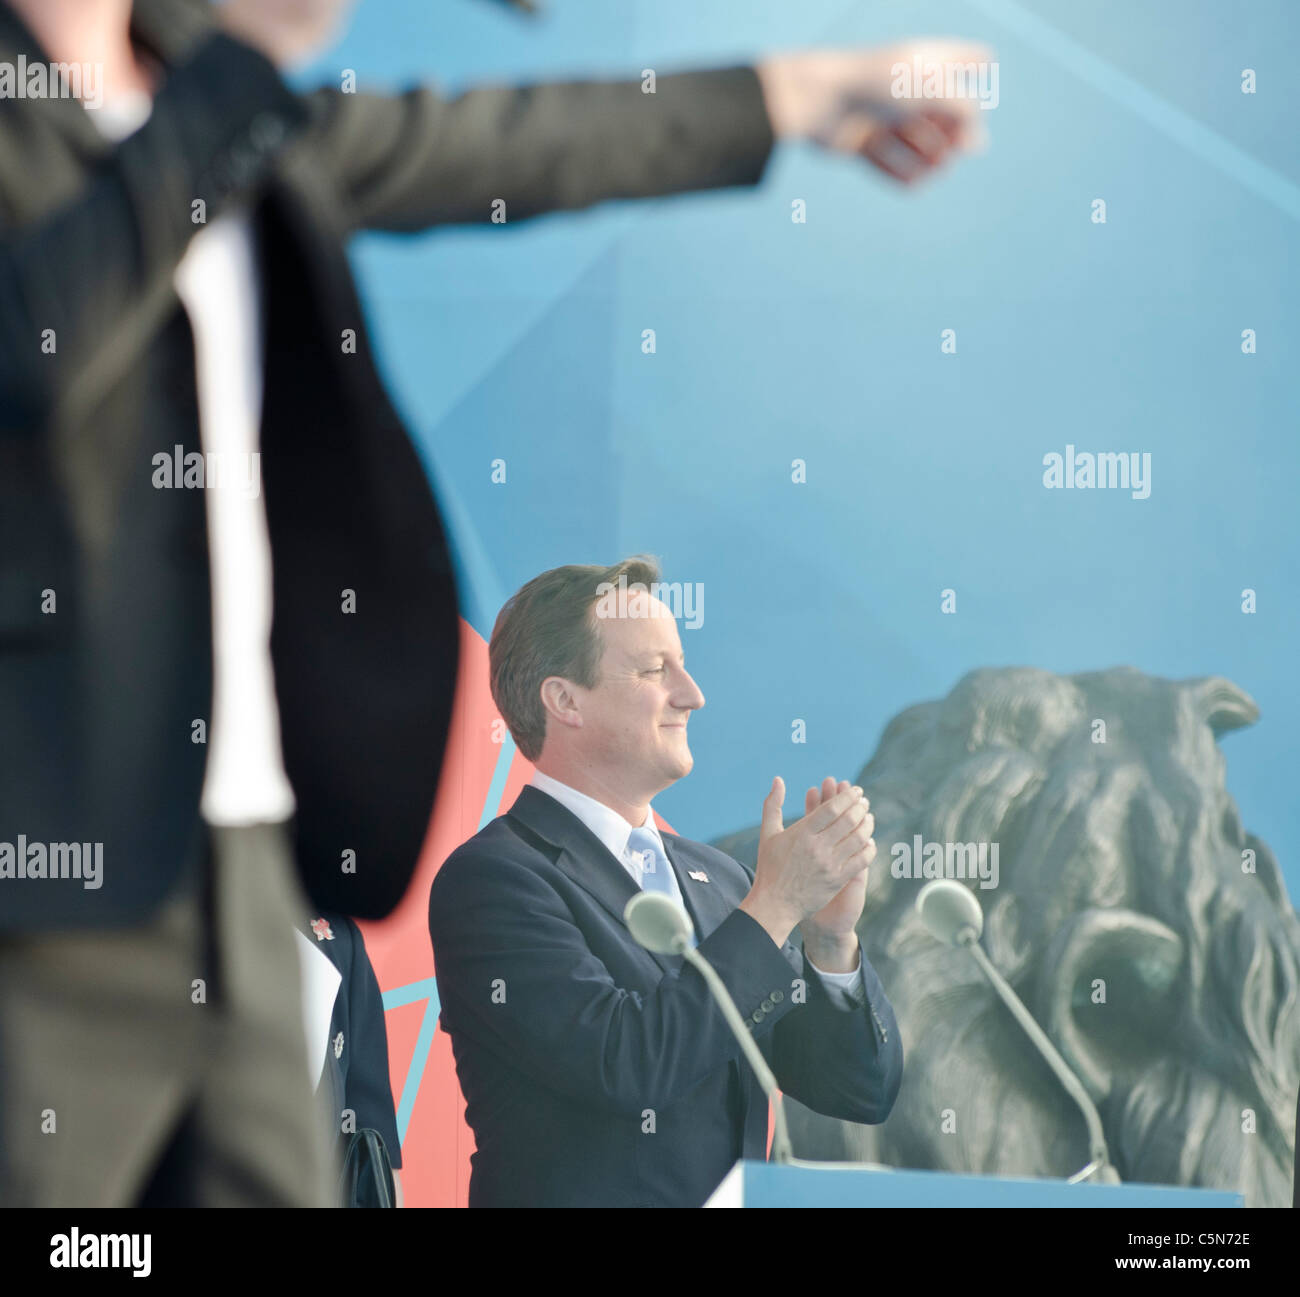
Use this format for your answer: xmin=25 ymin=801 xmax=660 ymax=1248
xmin=301 ymin=0 xmax=1299 ymax=896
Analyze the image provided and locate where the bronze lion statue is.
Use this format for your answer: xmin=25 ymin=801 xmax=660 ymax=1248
xmin=714 ymin=666 xmax=1298 ymax=1206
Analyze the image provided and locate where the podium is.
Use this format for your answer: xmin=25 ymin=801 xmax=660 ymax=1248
xmin=705 ymin=1160 xmax=1244 ymax=1208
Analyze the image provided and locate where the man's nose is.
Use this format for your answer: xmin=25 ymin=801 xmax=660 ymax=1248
xmin=673 ymin=669 xmax=705 ymax=711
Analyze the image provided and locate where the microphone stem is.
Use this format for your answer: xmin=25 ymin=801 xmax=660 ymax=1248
xmin=961 ymin=934 xmax=1115 ymax=1178
xmin=681 ymin=946 xmax=795 ymax=1164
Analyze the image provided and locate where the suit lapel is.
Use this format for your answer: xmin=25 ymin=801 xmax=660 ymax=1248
xmin=508 ymin=787 xmax=682 ymax=970
xmin=661 ymin=835 xmax=735 ymax=941
xmin=507 ymin=788 xmax=745 ymax=975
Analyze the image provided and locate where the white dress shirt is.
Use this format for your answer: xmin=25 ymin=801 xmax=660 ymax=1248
xmin=529 ymin=770 xmax=866 ymax=1005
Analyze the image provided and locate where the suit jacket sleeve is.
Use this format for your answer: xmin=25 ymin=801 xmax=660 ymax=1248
xmin=763 ymin=941 xmax=904 ymax=1125
xmin=305 ymin=67 xmax=776 ymax=234
xmin=428 ymin=848 xmax=805 ymax=1118
xmin=0 ymin=31 xmax=772 ymax=430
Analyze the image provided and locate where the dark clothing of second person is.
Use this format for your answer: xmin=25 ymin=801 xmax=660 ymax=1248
xmin=302 ymin=911 xmax=403 ymax=1171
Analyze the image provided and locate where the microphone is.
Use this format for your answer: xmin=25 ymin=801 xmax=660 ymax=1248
xmin=916 ymin=879 xmax=1121 ymax=1185
xmin=624 ymin=891 xmax=794 ymax=1164
xmin=625 ymin=889 xmax=693 ymax=957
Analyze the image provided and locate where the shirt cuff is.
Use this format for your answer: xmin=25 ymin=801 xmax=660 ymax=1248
xmin=805 ymin=948 xmax=867 ymax=1007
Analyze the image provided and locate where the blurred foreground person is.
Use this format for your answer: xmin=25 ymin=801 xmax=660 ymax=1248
xmin=0 ymin=0 xmax=987 ymax=1205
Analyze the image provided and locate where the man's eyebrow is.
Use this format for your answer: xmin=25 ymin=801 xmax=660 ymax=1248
xmin=634 ymin=650 xmax=674 ymax=665
xmin=634 ymin=647 xmax=684 ymax=664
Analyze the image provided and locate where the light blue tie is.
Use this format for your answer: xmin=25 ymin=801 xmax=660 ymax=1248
xmin=627 ymin=827 xmax=678 ymax=898
xmin=627 ymin=827 xmax=696 ymax=948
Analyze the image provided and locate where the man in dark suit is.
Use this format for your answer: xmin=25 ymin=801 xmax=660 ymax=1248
xmin=0 ymin=0 xmax=972 ymax=1206
xmin=429 ymin=558 xmax=903 ymax=1206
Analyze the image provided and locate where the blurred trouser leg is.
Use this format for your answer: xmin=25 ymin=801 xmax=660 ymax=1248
xmin=0 ymin=822 xmax=337 ymax=1207
xmin=187 ymin=822 xmax=337 ymax=1207
xmin=0 ymin=858 xmax=214 ymax=1207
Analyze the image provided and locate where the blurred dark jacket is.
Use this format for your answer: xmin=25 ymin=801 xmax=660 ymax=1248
xmin=0 ymin=0 xmax=774 ymax=929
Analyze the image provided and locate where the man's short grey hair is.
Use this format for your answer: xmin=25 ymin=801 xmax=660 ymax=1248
xmin=489 ymin=555 xmax=662 ymax=761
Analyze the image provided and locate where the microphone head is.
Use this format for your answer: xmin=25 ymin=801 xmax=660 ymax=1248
xmin=624 ymin=892 xmax=695 ymax=955
xmin=917 ymin=879 xmax=984 ymax=946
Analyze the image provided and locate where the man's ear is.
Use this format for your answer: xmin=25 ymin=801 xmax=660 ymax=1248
xmin=539 ymin=677 xmax=583 ymax=730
